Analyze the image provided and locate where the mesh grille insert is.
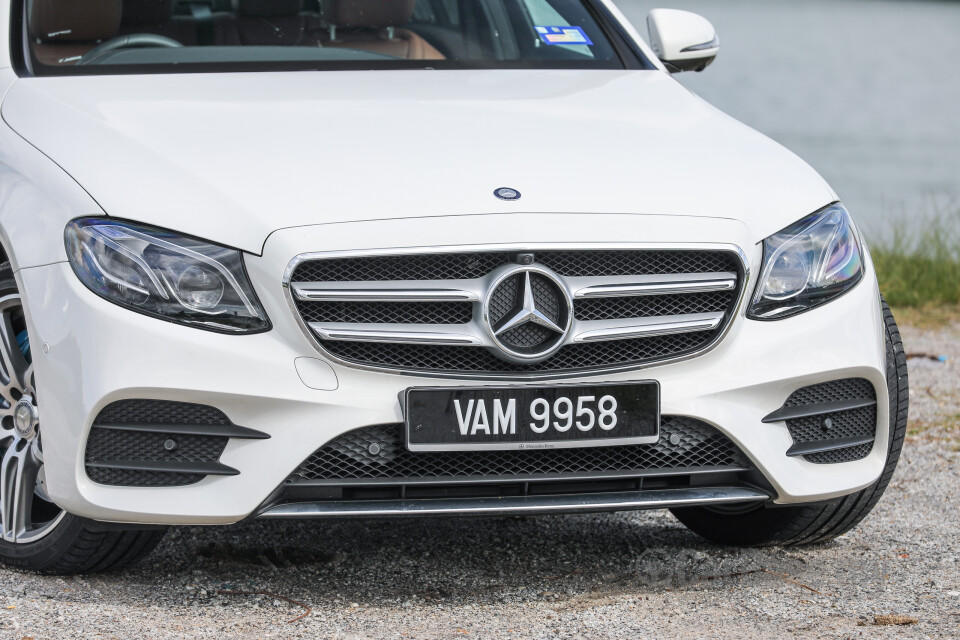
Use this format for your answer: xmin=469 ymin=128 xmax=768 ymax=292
xmin=296 ymin=301 xmax=472 ymax=325
xmin=86 ymin=468 xmax=205 ymax=487
xmin=292 ymin=253 xmax=513 ymax=282
xmin=291 ymin=251 xmax=739 ymax=283
xmin=574 ymin=291 xmax=732 ymax=322
xmin=321 ymin=331 xmax=713 ymax=374
xmin=289 ymin=417 xmax=749 ymax=483
xmin=804 ymin=443 xmax=874 ymax=464
xmin=85 ymin=429 xmax=227 ymax=464
xmin=782 ymin=378 xmax=878 ymax=464
xmin=85 ymin=400 xmax=234 ymax=487
xmin=94 ymin=399 xmax=230 ymax=426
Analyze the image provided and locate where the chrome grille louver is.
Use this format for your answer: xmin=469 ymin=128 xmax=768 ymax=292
xmin=285 ymin=246 xmax=747 ymax=377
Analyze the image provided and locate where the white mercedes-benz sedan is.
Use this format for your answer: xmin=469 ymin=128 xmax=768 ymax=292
xmin=0 ymin=0 xmax=907 ymax=574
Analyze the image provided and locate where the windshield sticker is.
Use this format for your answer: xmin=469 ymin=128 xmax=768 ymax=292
xmin=535 ymin=26 xmax=593 ymax=46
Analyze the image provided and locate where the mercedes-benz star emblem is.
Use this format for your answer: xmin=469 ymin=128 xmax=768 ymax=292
xmin=494 ymin=187 xmax=521 ymax=201
xmin=483 ymin=265 xmax=572 ymax=363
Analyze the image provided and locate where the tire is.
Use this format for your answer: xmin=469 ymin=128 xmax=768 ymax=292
xmin=670 ymin=297 xmax=908 ymax=546
xmin=0 ymin=262 xmax=166 ymax=574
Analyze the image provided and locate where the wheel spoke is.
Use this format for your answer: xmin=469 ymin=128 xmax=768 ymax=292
xmin=23 ymin=364 xmax=35 ymax=398
xmin=0 ymin=382 xmax=15 ymax=409
xmin=0 ymin=444 xmax=39 ymax=543
xmin=0 ymin=310 xmax=29 ymax=393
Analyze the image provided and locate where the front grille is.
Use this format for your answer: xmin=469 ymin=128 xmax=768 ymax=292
xmin=782 ymin=378 xmax=879 ymax=464
xmin=84 ymin=400 xmax=266 ymax=487
xmin=289 ymin=417 xmax=749 ymax=484
xmin=289 ymin=248 xmax=744 ymax=375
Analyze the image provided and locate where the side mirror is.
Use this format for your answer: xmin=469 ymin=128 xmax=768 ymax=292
xmin=647 ymin=9 xmax=719 ymax=73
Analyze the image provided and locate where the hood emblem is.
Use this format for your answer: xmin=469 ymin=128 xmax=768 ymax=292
xmin=483 ymin=265 xmax=572 ymax=363
xmin=494 ymin=187 xmax=521 ymax=201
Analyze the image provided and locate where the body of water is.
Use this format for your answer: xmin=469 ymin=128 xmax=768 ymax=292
xmin=617 ymin=0 xmax=960 ymax=239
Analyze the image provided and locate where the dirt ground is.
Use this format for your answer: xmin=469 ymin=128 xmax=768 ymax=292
xmin=1 ymin=319 xmax=958 ymax=640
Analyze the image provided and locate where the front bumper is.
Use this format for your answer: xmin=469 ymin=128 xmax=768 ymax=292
xmin=19 ymin=213 xmax=887 ymax=525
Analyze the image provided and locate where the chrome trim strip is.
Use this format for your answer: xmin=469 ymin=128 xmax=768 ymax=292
xmin=257 ymin=487 xmax=770 ymax=518
xmin=572 ymin=313 xmax=724 ymax=343
xmin=281 ymin=242 xmax=751 ymax=381
xmin=409 ymin=434 xmax=661 ymax=452
xmin=761 ymin=397 xmax=878 ymax=423
xmin=571 ymin=273 xmax=736 ymax=299
xmin=680 ymin=35 xmax=720 ymax=53
xmin=293 ymin=283 xmax=480 ymax=303
xmin=308 ymin=323 xmax=484 ymax=346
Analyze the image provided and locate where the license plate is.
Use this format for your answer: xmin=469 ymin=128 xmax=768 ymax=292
xmin=404 ymin=382 xmax=659 ymax=452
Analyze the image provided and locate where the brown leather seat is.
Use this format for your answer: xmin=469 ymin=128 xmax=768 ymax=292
xmin=119 ymin=0 xmax=240 ymax=47
xmin=29 ymin=0 xmax=122 ymax=66
xmin=324 ymin=0 xmax=444 ymax=60
xmin=237 ymin=0 xmax=322 ymax=46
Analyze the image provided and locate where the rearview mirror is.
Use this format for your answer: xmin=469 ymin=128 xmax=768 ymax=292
xmin=647 ymin=9 xmax=719 ymax=73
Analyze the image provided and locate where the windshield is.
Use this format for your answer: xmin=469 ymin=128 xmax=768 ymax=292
xmin=18 ymin=0 xmax=647 ymax=75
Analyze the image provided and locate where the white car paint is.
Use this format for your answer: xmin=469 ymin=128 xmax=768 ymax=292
xmin=20 ymin=212 xmax=887 ymax=524
xmin=0 ymin=69 xmax=836 ymax=261
xmin=0 ymin=1 xmax=887 ymax=525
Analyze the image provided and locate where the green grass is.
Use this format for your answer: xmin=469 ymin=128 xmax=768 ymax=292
xmin=870 ymin=207 xmax=960 ymax=309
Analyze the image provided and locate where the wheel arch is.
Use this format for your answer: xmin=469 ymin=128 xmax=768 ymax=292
xmin=0 ymin=119 xmax=103 ymax=272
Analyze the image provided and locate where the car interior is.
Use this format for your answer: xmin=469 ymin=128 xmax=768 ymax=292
xmin=26 ymin=0 xmax=617 ymax=68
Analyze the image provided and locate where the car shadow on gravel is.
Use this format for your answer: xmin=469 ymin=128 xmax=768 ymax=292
xmin=105 ymin=510 xmax=822 ymax=610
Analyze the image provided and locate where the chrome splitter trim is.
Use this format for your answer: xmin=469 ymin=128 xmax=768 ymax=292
xmin=257 ymin=486 xmax=770 ymax=518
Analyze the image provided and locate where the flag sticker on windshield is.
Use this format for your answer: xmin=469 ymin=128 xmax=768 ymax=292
xmin=535 ymin=26 xmax=593 ymax=46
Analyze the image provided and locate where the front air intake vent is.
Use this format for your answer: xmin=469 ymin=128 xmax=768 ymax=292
xmin=763 ymin=378 xmax=879 ymax=464
xmin=288 ymin=417 xmax=750 ymax=484
xmin=84 ymin=400 xmax=268 ymax=487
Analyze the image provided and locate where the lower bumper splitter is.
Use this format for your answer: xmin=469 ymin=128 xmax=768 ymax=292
xmin=257 ymin=486 xmax=770 ymax=519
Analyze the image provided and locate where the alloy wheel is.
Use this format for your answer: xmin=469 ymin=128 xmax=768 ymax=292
xmin=0 ymin=293 xmax=65 ymax=544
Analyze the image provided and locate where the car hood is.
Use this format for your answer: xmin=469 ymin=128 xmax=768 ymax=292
xmin=2 ymin=69 xmax=835 ymax=254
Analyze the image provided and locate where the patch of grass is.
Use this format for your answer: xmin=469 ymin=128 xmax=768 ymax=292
xmin=890 ymin=303 xmax=960 ymax=329
xmin=870 ymin=206 xmax=960 ymax=309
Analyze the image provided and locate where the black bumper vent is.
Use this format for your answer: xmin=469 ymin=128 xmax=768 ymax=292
xmin=84 ymin=400 xmax=268 ymax=487
xmin=764 ymin=378 xmax=879 ymax=464
xmin=288 ymin=417 xmax=750 ymax=485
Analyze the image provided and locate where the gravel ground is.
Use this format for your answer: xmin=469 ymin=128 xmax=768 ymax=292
xmin=2 ymin=319 xmax=959 ymax=639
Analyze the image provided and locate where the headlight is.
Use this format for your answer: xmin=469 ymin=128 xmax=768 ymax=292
xmin=65 ymin=218 xmax=270 ymax=334
xmin=748 ymin=203 xmax=863 ymax=320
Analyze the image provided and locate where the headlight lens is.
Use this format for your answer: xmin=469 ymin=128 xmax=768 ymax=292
xmin=65 ymin=218 xmax=270 ymax=333
xmin=749 ymin=203 xmax=863 ymax=320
